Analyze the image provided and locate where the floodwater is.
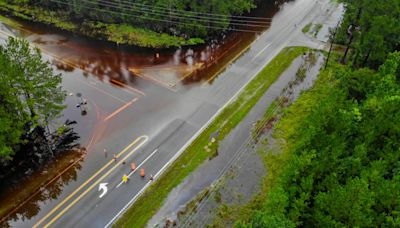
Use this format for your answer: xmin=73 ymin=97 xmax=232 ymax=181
xmin=0 ymin=0 xmax=293 ymax=226
xmin=2 ymin=0 xmax=281 ymax=89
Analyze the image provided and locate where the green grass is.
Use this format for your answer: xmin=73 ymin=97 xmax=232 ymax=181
xmin=0 ymin=1 xmax=204 ymax=48
xmin=302 ymin=23 xmax=323 ymax=38
xmin=302 ymin=23 xmax=312 ymax=34
xmin=115 ymin=46 xmax=308 ymax=227
xmin=97 ymin=23 xmax=204 ymax=48
xmin=0 ymin=14 xmax=20 ymax=28
xmin=313 ymin=23 xmax=323 ymax=37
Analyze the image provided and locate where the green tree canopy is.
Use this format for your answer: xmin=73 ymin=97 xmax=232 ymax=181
xmin=0 ymin=37 xmax=65 ymax=160
xmin=239 ymin=52 xmax=400 ymax=227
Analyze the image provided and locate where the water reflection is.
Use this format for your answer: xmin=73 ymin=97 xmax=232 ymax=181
xmin=0 ymin=150 xmax=84 ymax=227
xmin=0 ymin=0 xmax=293 ymax=225
xmin=3 ymin=0 xmax=290 ymax=89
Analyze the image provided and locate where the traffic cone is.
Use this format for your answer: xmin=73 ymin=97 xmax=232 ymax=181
xmin=140 ymin=168 xmax=145 ymax=178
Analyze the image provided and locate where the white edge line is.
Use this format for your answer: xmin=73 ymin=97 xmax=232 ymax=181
xmin=251 ymin=43 xmax=272 ymax=61
xmin=115 ymin=149 xmax=159 ymax=188
xmin=104 ymin=42 xmax=288 ymax=228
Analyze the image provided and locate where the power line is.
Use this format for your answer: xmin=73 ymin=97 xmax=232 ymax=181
xmin=93 ymin=0 xmax=271 ymax=28
xmin=91 ymin=0 xmax=270 ymax=28
xmin=102 ymin=0 xmax=272 ymax=21
xmin=179 ymin=96 xmax=287 ymax=227
xmin=97 ymin=0 xmax=272 ymax=24
xmin=48 ymin=0 xmax=265 ymax=33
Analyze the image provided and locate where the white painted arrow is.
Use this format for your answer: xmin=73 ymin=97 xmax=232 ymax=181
xmin=98 ymin=183 xmax=108 ymax=198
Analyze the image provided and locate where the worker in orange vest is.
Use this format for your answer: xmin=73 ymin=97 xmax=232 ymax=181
xmin=130 ymin=163 xmax=136 ymax=171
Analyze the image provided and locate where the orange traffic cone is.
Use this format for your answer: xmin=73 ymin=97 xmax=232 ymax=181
xmin=140 ymin=168 xmax=145 ymax=178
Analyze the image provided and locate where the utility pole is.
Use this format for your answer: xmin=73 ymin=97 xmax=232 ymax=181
xmin=325 ymin=20 xmax=341 ymax=69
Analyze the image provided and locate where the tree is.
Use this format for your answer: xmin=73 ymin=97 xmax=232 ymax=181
xmin=0 ymin=37 xmax=66 ymax=161
xmin=240 ymin=52 xmax=400 ymax=227
xmin=338 ymin=0 xmax=400 ymax=68
xmin=1 ymin=37 xmax=65 ymax=128
xmin=0 ymin=51 xmax=26 ymax=159
xmin=7 ymin=0 xmax=256 ymax=38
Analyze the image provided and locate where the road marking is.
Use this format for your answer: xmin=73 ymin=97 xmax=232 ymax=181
xmin=105 ymin=42 xmax=290 ymax=228
xmin=109 ymin=79 xmax=146 ymax=96
xmin=103 ymin=98 xmax=138 ymax=122
xmin=50 ymin=57 xmax=140 ymax=100
xmin=33 ymin=135 xmax=148 ymax=228
xmin=42 ymin=135 xmax=148 ymax=227
xmin=129 ymin=70 xmax=178 ymax=92
xmin=251 ymin=43 xmax=272 ymax=61
xmin=115 ymin=149 xmax=159 ymax=188
xmin=202 ymin=39 xmax=252 ymax=86
xmin=98 ymin=183 xmax=108 ymax=198
xmin=76 ymin=77 xmax=130 ymax=104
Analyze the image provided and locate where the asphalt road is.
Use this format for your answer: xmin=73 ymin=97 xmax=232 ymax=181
xmin=0 ymin=0 xmax=343 ymax=227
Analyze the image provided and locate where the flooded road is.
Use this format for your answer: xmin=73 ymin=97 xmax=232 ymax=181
xmin=2 ymin=0 xmax=279 ymax=90
xmin=0 ymin=0 xmax=322 ymax=226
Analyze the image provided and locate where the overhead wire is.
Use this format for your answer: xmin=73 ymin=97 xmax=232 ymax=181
xmin=97 ymin=0 xmax=272 ymax=24
xmin=96 ymin=0 xmax=273 ymax=21
xmin=179 ymin=95 xmax=288 ymax=227
xmin=181 ymin=58 xmax=317 ymax=226
xmin=48 ymin=0 xmax=268 ymax=33
xmin=93 ymin=0 xmax=271 ymax=28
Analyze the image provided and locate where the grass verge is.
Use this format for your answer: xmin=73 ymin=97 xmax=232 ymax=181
xmin=115 ymin=46 xmax=308 ymax=227
xmin=211 ymin=53 xmax=342 ymax=227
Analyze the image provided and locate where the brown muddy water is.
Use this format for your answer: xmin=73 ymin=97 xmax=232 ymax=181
xmin=1 ymin=0 xmax=281 ymax=89
xmin=0 ymin=0 xmax=292 ymax=225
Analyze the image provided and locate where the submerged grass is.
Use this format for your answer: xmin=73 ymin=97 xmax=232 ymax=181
xmin=313 ymin=23 xmax=323 ymax=37
xmin=0 ymin=14 xmax=20 ymax=28
xmin=115 ymin=46 xmax=308 ymax=227
xmin=302 ymin=23 xmax=312 ymax=34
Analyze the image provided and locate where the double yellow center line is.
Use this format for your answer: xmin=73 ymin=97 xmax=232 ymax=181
xmin=33 ymin=135 xmax=149 ymax=228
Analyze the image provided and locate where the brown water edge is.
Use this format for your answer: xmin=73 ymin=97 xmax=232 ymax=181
xmin=1 ymin=0 xmax=287 ymax=90
xmin=0 ymin=0 xmax=289 ymax=225
xmin=0 ymin=149 xmax=85 ymax=226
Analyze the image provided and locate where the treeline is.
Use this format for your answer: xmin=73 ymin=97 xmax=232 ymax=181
xmin=240 ymin=51 xmax=400 ymax=227
xmin=336 ymin=0 xmax=400 ymax=68
xmin=0 ymin=0 xmax=262 ymax=47
xmin=231 ymin=0 xmax=400 ymax=226
xmin=0 ymin=38 xmax=78 ymax=181
xmin=32 ymin=0 xmax=256 ymax=37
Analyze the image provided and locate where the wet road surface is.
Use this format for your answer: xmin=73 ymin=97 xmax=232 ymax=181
xmin=0 ymin=0 xmax=342 ymax=226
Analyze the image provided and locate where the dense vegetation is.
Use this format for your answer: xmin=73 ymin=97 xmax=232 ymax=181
xmin=336 ymin=0 xmax=400 ymax=68
xmin=240 ymin=52 xmax=400 ymax=227
xmin=0 ymin=37 xmax=78 ymax=181
xmin=233 ymin=0 xmax=400 ymax=226
xmin=0 ymin=0 xmax=261 ymax=47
